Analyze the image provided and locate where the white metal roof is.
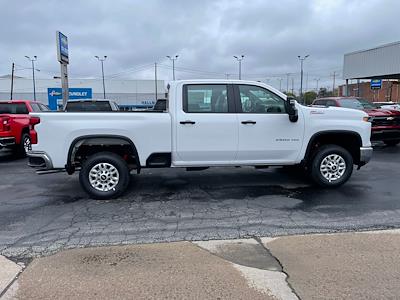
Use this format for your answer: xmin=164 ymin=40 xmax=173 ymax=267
xmin=343 ymin=41 xmax=400 ymax=80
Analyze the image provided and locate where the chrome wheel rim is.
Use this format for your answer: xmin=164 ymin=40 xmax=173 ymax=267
xmin=320 ymin=154 xmax=346 ymax=182
xmin=24 ymin=137 xmax=31 ymax=153
xmin=89 ymin=163 xmax=120 ymax=192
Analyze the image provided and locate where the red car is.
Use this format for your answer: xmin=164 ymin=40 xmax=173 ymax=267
xmin=312 ymin=97 xmax=400 ymax=146
xmin=0 ymin=100 xmax=48 ymax=156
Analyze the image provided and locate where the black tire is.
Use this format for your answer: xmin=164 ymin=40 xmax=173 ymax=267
xmin=310 ymin=144 xmax=353 ymax=187
xmin=384 ymin=140 xmax=400 ymax=147
xmin=79 ymin=152 xmax=131 ymax=200
xmin=15 ymin=133 xmax=31 ymax=157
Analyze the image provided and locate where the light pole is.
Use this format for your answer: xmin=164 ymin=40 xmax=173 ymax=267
xmin=95 ymin=55 xmax=107 ymax=99
xmin=25 ymin=55 xmax=37 ymax=101
xmin=234 ymin=55 xmax=244 ymax=80
xmin=166 ymin=55 xmax=179 ymax=80
xmin=298 ymin=55 xmax=309 ymax=103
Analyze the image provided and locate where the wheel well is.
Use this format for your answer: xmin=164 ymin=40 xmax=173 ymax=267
xmin=67 ymin=136 xmax=140 ymax=173
xmin=304 ymin=131 xmax=362 ymax=165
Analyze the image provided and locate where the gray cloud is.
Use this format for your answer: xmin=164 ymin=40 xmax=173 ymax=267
xmin=0 ymin=0 xmax=399 ymax=91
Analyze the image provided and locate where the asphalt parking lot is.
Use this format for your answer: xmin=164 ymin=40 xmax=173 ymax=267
xmin=0 ymin=145 xmax=399 ymax=258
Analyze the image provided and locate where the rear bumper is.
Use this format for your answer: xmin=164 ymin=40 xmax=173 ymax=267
xmin=0 ymin=137 xmax=15 ymax=148
xmin=371 ymin=129 xmax=400 ymax=141
xmin=359 ymin=146 xmax=373 ymax=165
xmin=27 ymin=151 xmax=53 ymax=170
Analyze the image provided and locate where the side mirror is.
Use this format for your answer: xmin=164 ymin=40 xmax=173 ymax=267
xmin=286 ymin=97 xmax=298 ymax=122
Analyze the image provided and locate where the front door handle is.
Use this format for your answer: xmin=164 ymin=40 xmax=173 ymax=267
xmin=180 ymin=120 xmax=196 ymax=125
xmin=241 ymin=120 xmax=256 ymax=125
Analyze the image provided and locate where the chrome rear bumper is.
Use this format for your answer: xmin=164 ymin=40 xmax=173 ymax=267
xmin=27 ymin=151 xmax=53 ymax=170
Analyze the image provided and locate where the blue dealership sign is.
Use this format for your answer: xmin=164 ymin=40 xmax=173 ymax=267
xmin=56 ymin=31 xmax=69 ymax=64
xmin=48 ymin=88 xmax=92 ymax=110
xmin=370 ymin=79 xmax=382 ymax=90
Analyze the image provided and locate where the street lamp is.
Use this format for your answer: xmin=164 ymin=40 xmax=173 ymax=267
xmin=25 ymin=55 xmax=37 ymax=101
xmin=298 ymin=55 xmax=309 ymax=103
xmin=166 ymin=55 xmax=179 ymax=80
xmin=95 ymin=55 xmax=107 ymax=99
xmin=234 ymin=55 xmax=245 ymax=80
xmin=277 ymin=78 xmax=283 ymax=91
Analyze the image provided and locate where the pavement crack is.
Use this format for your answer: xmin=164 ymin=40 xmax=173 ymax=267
xmin=253 ymin=236 xmax=301 ymax=300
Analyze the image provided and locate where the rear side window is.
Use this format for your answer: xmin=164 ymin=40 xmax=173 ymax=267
xmin=184 ymin=85 xmax=229 ymax=113
xmin=66 ymin=101 xmax=112 ymax=112
xmin=0 ymin=103 xmax=29 ymax=114
xmin=30 ymin=103 xmax=41 ymax=112
xmin=326 ymin=100 xmax=337 ymax=107
xmin=314 ymin=100 xmax=326 ymax=106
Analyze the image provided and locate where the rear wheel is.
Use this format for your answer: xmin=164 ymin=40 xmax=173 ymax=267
xmin=79 ymin=152 xmax=131 ymax=199
xmin=310 ymin=145 xmax=353 ymax=187
xmin=384 ymin=140 xmax=400 ymax=147
xmin=15 ymin=133 xmax=31 ymax=157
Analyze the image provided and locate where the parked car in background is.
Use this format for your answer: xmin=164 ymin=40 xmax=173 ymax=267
xmin=65 ymin=99 xmax=119 ymax=112
xmin=28 ymin=80 xmax=372 ymax=199
xmin=373 ymin=102 xmax=400 ymax=111
xmin=0 ymin=100 xmax=48 ymax=156
xmin=312 ymin=97 xmax=400 ymax=146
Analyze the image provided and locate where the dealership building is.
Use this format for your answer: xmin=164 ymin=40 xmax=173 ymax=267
xmin=0 ymin=77 xmax=166 ymax=110
xmin=340 ymin=41 xmax=400 ymax=102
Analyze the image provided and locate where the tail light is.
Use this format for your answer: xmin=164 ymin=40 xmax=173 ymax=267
xmin=1 ymin=117 xmax=11 ymax=132
xmin=29 ymin=117 xmax=40 ymax=144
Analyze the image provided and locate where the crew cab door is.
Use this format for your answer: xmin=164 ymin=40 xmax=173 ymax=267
xmin=174 ymin=84 xmax=238 ymax=165
xmin=234 ymin=84 xmax=305 ymax=164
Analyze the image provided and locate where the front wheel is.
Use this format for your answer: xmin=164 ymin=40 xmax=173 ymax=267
xmin=79 ymin=152 xmax=131 ymax=199
xmin=310 ymin=145 xmax=353 ymax=187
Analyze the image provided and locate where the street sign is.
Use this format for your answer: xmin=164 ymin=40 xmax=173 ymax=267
xmin=56 ymin=31 xmax=69 ymax=64
xmin=370 ymin=79 xmax=382 ymax=89
xmin=48 ymin=88 xmax=92 ymax=110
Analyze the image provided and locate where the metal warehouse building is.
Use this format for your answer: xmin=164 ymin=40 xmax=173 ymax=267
xmin=342 ymin=41 xmax=400 ymax=100
xmin=0 ymin=77 xmax=166 ymax=110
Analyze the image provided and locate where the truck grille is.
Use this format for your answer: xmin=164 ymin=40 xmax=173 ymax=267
xmin=372 ymin=116 xmax=400 ymax=127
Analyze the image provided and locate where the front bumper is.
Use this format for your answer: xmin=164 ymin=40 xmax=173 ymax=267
xmin=360 ymin=146 xmax=373 ymax=165
xmin=27 ymin=151 xmax=53 ymax=170
xmin=371 ymin=129 xmax=400 ymax=141
xmin=0 ymin=137 xmax=16 ymax=148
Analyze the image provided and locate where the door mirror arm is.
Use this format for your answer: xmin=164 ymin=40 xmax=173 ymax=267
xmin=286 ymin=97 xmax=298 ymax=122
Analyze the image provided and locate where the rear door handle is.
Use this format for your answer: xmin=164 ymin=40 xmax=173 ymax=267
xmin=241 ymin=120 xmax=256 ymax=125
xmin=180 ymin=120 xmax=196 ymax=125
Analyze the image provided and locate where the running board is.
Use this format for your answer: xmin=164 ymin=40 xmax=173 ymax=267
xmin=36 ymin=169 xmax=66 ymax=175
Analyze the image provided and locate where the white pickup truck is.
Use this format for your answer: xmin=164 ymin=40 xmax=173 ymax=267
xmin=28 ymin=80 xmax=373 ymax=199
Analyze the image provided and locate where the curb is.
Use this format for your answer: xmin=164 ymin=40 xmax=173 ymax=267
xmin=0 ymin=256 xmax=23 ymax=298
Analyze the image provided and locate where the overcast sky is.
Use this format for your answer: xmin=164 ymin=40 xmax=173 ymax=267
xmin=0 ymin=0 xmax=399 ymax=92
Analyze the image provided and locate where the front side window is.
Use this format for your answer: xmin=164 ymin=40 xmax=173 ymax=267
xmin=184 ymin=85 xmax=228 ymax=113
xmin=30 ymin=103 xmax=41 ymax=112
xmin=238 ymin=85 xmax=286 ymax=113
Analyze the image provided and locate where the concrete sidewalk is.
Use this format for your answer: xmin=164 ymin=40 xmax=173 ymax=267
xmin=1 ymin=230 xmax=400 ymax=299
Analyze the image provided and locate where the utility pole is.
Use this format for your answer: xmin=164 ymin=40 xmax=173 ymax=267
xmin=166 ymin=55 xmax=179 ymax=80
xmin=10 ymin=63 xmax=15 ymax=100
xmin=298 ymin=55 xmax=309 ymax=104
xmin=154 ymin=62 xmax=158 ymax=102
xmin=291 ymin=77 xmax=294 ymax=95
xmin=25 ymin=56 xmax=37 ymax=101
xmin=286 ymin=73 xmax=290 ymax=93
xmin=332 ymin=71 xmax=336 ymax=96
xmin=305 ymin=72 xmax=309 ymax=92
xmin=314 ymin=78 xmax=320 ymax=93
xmin=234 ymin=55 xmax=245 ymax=80
xmin=95 ymin=56 xmax=107 ymax=99
xmin=277 ymin=78 xmax=283 ymax=91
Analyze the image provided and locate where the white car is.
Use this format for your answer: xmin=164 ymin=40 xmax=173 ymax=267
xmin=28 ymin=80 xmax=372 ymax=199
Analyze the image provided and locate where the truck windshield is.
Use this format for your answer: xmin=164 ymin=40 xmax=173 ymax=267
xmin=0 ymin=103 xmax=29 ymax=114
xmin=338 ymin=98 xmax=375 ymax=110
xmin=66 ymin=101 xmax=112 ymax=112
